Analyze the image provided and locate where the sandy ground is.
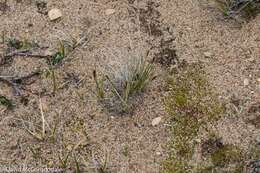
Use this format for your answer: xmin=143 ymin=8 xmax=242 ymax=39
xmin=0 ymin=0 xmax=259 ymax=172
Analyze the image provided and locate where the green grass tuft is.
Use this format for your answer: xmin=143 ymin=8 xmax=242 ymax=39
xmin=93 ymin=52 xmax=155 ymax=113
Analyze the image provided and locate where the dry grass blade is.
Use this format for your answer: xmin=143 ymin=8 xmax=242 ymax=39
xmin=105 ymin=75 xmax=129 ymax=110
xmin=93 ymin=70 xmax=105 ymax=99
xmin=0 ymin=71 xmax=42 ymax=96
xmin=20 ymin=98 xmax=47 ymax=141
xmin=39 ymin=98 xmax=45 ymax=139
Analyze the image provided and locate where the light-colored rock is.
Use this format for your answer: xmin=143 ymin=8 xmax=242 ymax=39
xmin=152 ymin=117 xmax=162 ymax=126
xmin=257 ymin=78 xmax=260 ymax=83
xmin=105 ymin=9 xmax=116 ymax=15
xmin=48 ymin=8 xmax=62 ymax=21
xmin=244 ymin=78 xmax=249 ymax=86
xmin=256 ymin=136 xmax=260 ymax=144
xmin=203 ymin=51 xmax=213 ymax=58
xmin=156 ymin=152 xmax=161 ymax=156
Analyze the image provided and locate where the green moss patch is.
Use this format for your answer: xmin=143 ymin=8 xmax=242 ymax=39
xmin=162 ymin=63 xmax=232 ymax=173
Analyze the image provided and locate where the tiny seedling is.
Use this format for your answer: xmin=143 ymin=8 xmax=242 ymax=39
xmin=52 ymin=40 xmax=65 ymax=66
xmin=0 ymin=95 xmax=13 ymax=109
xmin=44 ymin=40 xmax=66 ymax=95
xmin=7 ymin=38 xmax=23 ymax=49
xmin=6 ymin=38 xmax=39 ymax=50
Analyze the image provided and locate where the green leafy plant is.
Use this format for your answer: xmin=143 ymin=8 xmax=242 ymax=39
xmin=43 ymin=40 xmax=66 ymax=95
xmin=52 ymin=40 xmax=65 ymax=66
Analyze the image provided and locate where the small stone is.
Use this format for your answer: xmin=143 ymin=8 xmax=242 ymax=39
xmin=256 ymin=136 xmax=260 ymax=145
xmin=257 ymin=78 xmax=260 ymax=83
xmin=194 ymin=138 xmax=201 ymax=143
xmin=105 ymin=9 xmax=116 ymax=15
xmin=156 ymin=152 xmax=161 ymax=156
xmin=152 ymin=117 xmax=162 ymax=126
xmin=204 ymin=52 xmax=213 ymax=58
xmin=244 ymin=78 xmax=250 ymax=86
xmin=48 ymin=8 xmax=62 ymax=21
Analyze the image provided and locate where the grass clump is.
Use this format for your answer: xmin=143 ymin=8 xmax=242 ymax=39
xmin=198 ymin=143 xmax=244 ymax=173
xmin=211 ymin=145 xmax=243 ymax=167
xmin=162 ymin=63 xmax=224 ymax=173
xmin=93 ymin=52 xmax=155 ymax=113
xmin=214 ymin=0 xmax=260 ymax=19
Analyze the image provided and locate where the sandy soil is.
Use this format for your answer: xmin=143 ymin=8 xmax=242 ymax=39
xmin=0 ymin=0 xmax=259 ymax=172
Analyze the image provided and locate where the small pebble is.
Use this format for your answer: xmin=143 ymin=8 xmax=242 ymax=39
xmin=48 ymin=8 xmax=62 ymax=21
xmin=204 ymin=52 xmax=213 ymax=58
xmin=256 ymin=136 xmax=260 ymax=145
xmin=156 ymin=152 xmax=161 ymax=156
xmin=244 ymin=78 xmax=249 ymax=86
xmin=152 ymin=117 xmax=162 ymax=126
xmin=105 ymin=9 xmax=116 ymax=15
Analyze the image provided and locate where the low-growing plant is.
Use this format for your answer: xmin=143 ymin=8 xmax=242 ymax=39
xmin=51 ymin=40 xmax=65 ymax=66
xmin=0 ymin=95 xmax=13 ymax=109
xmin=163 ymin=63 xmax=225 ymax=173
xmin=214 ymin=0 xmax=260 ymax=18
xmin=44 ymin=40 xmax=66 ymax=95
xmin=6 ymin=38 xmax=39 ymax=50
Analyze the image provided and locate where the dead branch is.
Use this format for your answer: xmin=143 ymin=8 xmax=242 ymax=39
xmin=4 ymin=50 xmax=51 ymax=59
xmin=0 ymin=71 xmax=42 ymax=96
